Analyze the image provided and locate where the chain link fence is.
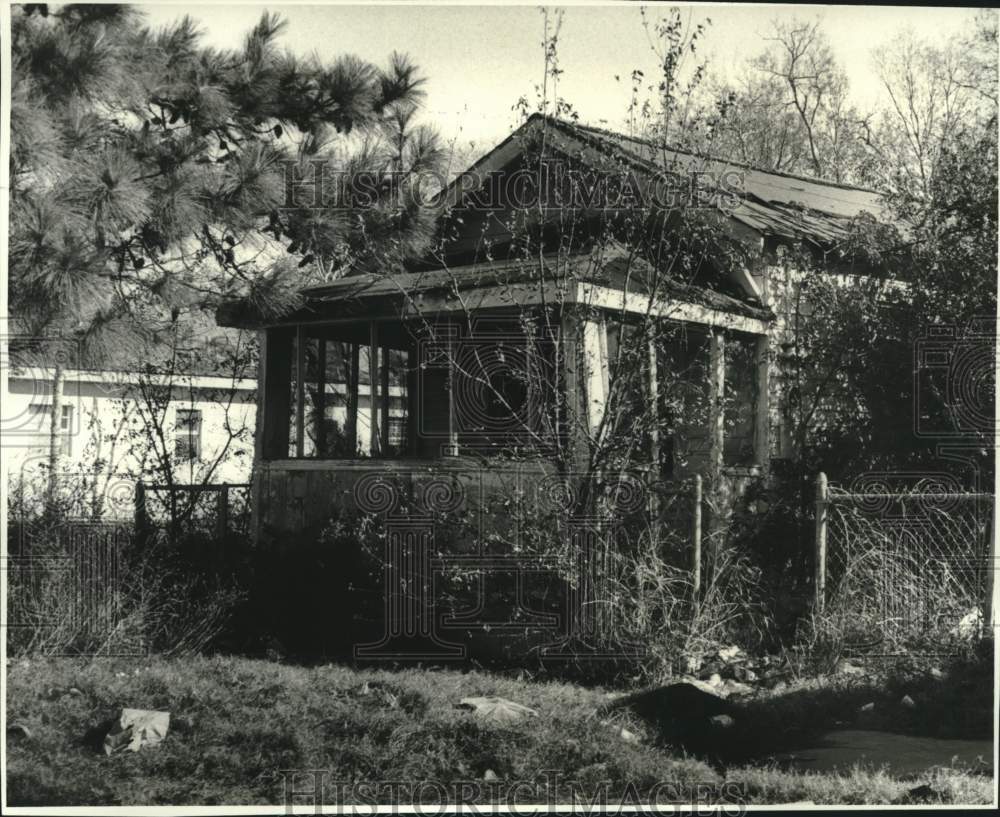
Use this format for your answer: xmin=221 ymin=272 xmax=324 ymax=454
xmin=815 ymin=472 xmax=994 ymax=654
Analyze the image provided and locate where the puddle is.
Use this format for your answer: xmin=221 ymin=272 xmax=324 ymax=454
xmin=770 ymin=730 xmax=994 ymax=777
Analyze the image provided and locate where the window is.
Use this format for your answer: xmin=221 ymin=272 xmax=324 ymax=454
xmin=654 ymin=327 xmax=711 ymax=477
xmin=175 ymin=408 xmax=202 ymax=461
xmin=60 ymin=405 xmax=73 ymax=457
xmin=271 ymin=325 xmax=411 ymax=460
xmin=263 ymin=321 xmax=552 ymax=461
xmin=387 ymin=416 xmax=407 ymax=449
xmin=27 ymin=404 xmax=73 ymax=456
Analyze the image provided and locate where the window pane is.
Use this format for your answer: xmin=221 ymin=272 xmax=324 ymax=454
xmin=175 ymin=409 xmax=202 ymax=461
xmin=60 ymin=405 xmax=73 ymax=457
xmin=282 ymin=325 xmax=411 ymax=460
xmin=304 ymin=336 xmax=356 ymax=458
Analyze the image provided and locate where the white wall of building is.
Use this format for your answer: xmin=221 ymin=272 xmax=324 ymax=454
xmin=3 ymin=368 xmax=409 ymax=519
xmin=4 ymin=369 xmax=258 ymax=518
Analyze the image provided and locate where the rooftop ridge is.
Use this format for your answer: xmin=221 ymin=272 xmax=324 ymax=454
xmin=531 ymin=112 xmax=885 ymax=197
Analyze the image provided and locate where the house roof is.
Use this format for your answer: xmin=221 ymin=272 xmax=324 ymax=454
xmin=440 ymin=114 xmax=889 ymax=246
xmin=219 ymin=116 xmax=892 ymax=331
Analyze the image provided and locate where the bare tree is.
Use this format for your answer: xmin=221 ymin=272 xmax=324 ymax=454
xmin=755 ymin=19 xmax=864 ymax=182
xmin=866 ymin=20 xmax=998 ymax=208
xmin=701 ymin=18 xmax=867 ymax=183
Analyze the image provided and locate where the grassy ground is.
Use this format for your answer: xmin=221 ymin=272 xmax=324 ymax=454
xmin=5 ymin=655 xmax=995 ymax=807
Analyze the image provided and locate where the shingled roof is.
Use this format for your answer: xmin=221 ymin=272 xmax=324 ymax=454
xmin=218 ymin=116 xmax=891 ymax=330
xmin=441 ymin=114 xmax=888 ymax=246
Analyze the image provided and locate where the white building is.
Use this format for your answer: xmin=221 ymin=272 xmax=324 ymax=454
xmin=4 ymin=364 xmax=401 ymax=519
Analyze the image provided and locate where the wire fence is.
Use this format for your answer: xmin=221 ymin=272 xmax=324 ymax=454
xmin=815 ymin=472 xmax=995 ymax=652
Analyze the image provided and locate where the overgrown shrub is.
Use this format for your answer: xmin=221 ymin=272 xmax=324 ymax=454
xmin=6 ymin=513 xmax=246 ymax=658
xmin=796 ymin=541 xmax=985 ymax=675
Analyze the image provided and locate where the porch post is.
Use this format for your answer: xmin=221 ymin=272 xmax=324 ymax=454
xmin=254 ymin=329 xmax=268 ymax=461
xmin=315 ymin=337 xmax=327 ymax=457
xmin=445 ymin=320 xmax=459 ymax=456
xmin=707 ymin=329 xmax=726 ymax=567
xmin=815 ymin=471 xmax=829 ymax=613
xmin=380 ymin=344 xmax=391 ymax=454
xmin=251 ymin=329 xmax=268 ymax=545
xmin=708 ymin=329 xmax=725 ymax=477
xmin=295 ymin=325 xmax=305 ymax=458
xmin=369 ymin=321 xmax=380 ymax=456
xmin=582 ymin=317 xmax=609 ymax=440
xmin=691 ymin=474 xmax=702 ymax=614
xmin=647 ymin=333 xmax=660 ymax=473
xmin=985 ymin=508 xmax=997 ymax=633
xmin=559 ymin=308 xmax=588 ymax=471
xmin=347 ymin=342 xmax=360 ymax=455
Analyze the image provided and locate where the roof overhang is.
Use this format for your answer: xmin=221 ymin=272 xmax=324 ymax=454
xmin=217 ymin=253 xmax=773 ymax=335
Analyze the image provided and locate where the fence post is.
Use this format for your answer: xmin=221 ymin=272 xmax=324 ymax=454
xmin=814 ymin=471 xmax=828 ymax=613
xmin=216 ymin=486 xmax=230 ymax=542
xmin=986 ymin=506 xmax=997 ymax=635
xmin=134 ymin=481 xmax=147 ymax=544
xmin=692 ymin=474 xmax=702 ymax=614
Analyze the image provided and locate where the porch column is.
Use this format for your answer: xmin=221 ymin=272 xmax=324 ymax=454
xmin=559 ymin=309 xmax=589 ymax=471
xmin=347 ymin=342 xmax=360 ymax=455
xmin=707 ymin=329 xmax=728 ymax=566
xmin=708 ymin=329 xmax=725 ymax=477
xmin=445 ymin=321 xmax=459 ymax=456
xmin=380 ymin=344 xmax=391 ymax=454
xmin=582 ymin=317 xmax=609 ymax=440
xmin=315 ymin=337 xmax=327 ymax=456
xmin=647 ymin=333 xmax=660 ymax=473
xmin=295 ymin=325 xmax=305 ymax=457
xmin=369 ymin=322 xmax=380 ymax=456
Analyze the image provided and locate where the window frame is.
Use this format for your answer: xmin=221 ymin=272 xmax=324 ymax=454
xmin=174 ymin=407 xmax=203 ymax=462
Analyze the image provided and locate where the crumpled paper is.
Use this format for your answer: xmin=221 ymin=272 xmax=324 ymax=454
xmin=102 ymin=708 xmax=170 ymax=755
xmin=457 ymin=696 xmax=538 ymax=724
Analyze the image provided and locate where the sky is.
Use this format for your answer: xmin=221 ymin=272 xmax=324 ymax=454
xmin=138 ymin=2 xmax=985 ymax=154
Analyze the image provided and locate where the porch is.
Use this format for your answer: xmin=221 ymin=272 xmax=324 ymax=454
xmin=218 ymin=252 xmax=775 ymax=545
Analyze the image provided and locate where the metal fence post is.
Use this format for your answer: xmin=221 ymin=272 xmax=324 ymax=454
xmin=986 ymin=505 xmax=997 ymax=634
xmin=815 ymin=471 xmax=828 ymax=613
xmin=692 ymin=474 xmax=702 ymax=614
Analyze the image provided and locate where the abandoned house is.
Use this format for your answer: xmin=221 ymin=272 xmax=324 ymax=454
xmin=217 ymin=114 xmax=888 ymax=654
xmin=218 ymin=114 xmax=886 ymax=532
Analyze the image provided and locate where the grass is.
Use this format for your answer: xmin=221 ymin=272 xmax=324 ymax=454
xmin=5 ymin=654 xmax=994 ymax=807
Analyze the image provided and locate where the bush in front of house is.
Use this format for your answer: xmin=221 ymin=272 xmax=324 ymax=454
xmin=6 ymin=508 xmax=247 ymax=659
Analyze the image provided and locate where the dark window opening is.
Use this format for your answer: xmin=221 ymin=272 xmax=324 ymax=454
xmin=724 ymin=333 xmax=758 ymax=467
xmin=175 ymin=408 xmax=202 ymax=461
xmin=656 ymin=326 xmax=712 ymax=477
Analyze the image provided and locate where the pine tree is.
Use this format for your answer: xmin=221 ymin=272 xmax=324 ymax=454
xmin=9 ymin=4 xmax=444 ymax=361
